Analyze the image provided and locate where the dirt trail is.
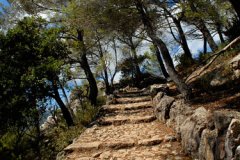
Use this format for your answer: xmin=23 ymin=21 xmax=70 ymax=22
xmin=62 ymin=89 xmax=191 ymax=160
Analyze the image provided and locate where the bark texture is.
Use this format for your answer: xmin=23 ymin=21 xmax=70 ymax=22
xmin=78 ymin=30 xmax=98 ymax=106
xmin=154 ymin=45 xmax=169 ymax=79
xmin=53 ymin=81 xmax=74 ymax=126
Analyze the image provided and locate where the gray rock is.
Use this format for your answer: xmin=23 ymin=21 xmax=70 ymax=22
xmin=199 ymin=129 xmax=217 ymax=160
xmin=155 ymin=96 xmax=175 ymax=122
xmin=166 ymin=100 xmax=193 ymax=134
xmin=234 ymin=145 xmax=240 ymax=160
xmin=213 ymin=111 xmax=240 ymax=133
xmin=233 ymin=69 xmax=240 ymax=79
xmin=56 ymin=151 xmax=66 ymax=160
xmin=153 ymin=92 xmax=164 ymax=106
xmin=180 ymin=107 xmax=209 ymax=158
xmin=210 ymin=78 xmax=228 ymax=87
xmin=150 ymin=84 xmax=169 ymax=98
xmin=225 ymin=119 xmax=240 ymax=160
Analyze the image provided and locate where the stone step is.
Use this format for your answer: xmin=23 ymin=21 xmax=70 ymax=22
xmin=104 ymin=107 xmax=153 ymax=117
xmin=117 ymin=92 xmax=150 ymax=98
xmin=103 ymin=101 xmax=153 ymax=112
xmin=62 ymin=121 xmax=186 ymax=160
xmin=64 ymin=137 xmax=165 ymax=152
xmin=65 ymin=137 xmax=184 ymax=160
xmin=98 ymin=115 xmax=157 ymax=126
xmin=116 ymin=96 xmax=151 ymax=104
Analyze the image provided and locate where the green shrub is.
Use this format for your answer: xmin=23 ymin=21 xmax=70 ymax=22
xmin=75 ymin=102 xmax=99 ymax=126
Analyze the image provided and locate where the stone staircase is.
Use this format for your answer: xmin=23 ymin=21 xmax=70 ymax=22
xmin=59 ymin=89 xmax=191 ymax=160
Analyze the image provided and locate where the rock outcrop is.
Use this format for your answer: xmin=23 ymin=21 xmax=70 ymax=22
xmin=153 ymin=91 xmax=240 ymax=160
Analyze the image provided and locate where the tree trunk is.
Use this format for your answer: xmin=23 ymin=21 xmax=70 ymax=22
xmin=52 ymin=81 xmax=74 ymax=127
xmin=131 ymin=46 xmax=142 ymax=86
xmin=216 ymin=24 xmax=225 ymax=43
xmin=97 ymin=37 xmax=112 ymax=95
xmin=229 ymin=0 xmax=240 ymax=20
xmin=154 ymin=44 xmax=169 ymax=79
xmin=110 ymin=38 xmax=118 ymax=89
xmin=80 ymin=53 xmax=98 ymax=106
xmin=58 ymin=80 xmax=74 ymax=117
xmin=59 ymin=82 xmax=70 ymax=105
xmin=135 ymin=0 xmax=192 ymax=99
xmin=162 ymin=6 xmax=193 ymax=62
xmin=77 ymin=30 xmax=98 ymax=106
xmin=203 ymin=35 xmax=207 ymax=54
xmin=198 ymin=20 xmax=218 ymax=52
xmin=129 ymin=38 xmax=142 ymax=87
xmin=189 ymin=2 xmax=218 ymax=52
xmin=174 ymin=19 xmax=194 ymax=62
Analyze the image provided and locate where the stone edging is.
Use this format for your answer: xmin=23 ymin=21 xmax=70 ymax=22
xmin=153 ymin=92 xmax=240 ymax=160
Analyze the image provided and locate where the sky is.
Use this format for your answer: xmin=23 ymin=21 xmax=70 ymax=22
xmin=0 ymin=0 xmax=9 ymax=6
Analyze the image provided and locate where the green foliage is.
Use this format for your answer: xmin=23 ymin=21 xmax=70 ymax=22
xmin=0 ymin=17 xmax=74 ymax=159
xmin=75 ymin=102 xmax=99 ymax=126
xmin=119 ymin=55 xmax=147 ymax=78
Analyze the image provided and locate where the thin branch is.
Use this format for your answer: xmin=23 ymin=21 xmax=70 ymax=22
xmin=32 ymin=0 xmax=62 ymax=13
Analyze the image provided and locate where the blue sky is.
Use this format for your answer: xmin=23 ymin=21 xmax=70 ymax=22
xmin=0 ymin=0 xmax=9 ymax=12
xmin=0 ymin=0 xmax=9 ymax=6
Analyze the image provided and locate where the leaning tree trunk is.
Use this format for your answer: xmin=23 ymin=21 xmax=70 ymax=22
xmin=135 ymin=0 xmax=192 ymax=99
xmin=153 ymin=0 xmax=193 ymax=62
xmin=189 ymin=2 xmax=218 ymax=52
xmin=203 ymin=35 xmax=208 ymax=54
xmin=103 ymin=70 xmax=111 ymax=95
xmin=229 ymin=0 xmax=240 ymax=20
xmin=197 ymin=20 xmax=218 ymax=52
xmin=174 ymin=19 xmax=194 ymax=62
xmin=216 ymin=23 xmax=225 ymax=43
xmin=77 ymin=30 xmax=98 ymax=106
xmin=80 ymin=53 xmax=98 ymax=106
xmin=52 ymin=81 xmax=74 ymax=127
xmin=162 ymin=6 xmax=194 ymax=63
xmin=154 ymin=44 xmax=169 ymax=79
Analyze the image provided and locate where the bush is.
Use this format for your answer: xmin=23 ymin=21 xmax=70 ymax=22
xmin=75 ymin=102 xmax=99 ymax=126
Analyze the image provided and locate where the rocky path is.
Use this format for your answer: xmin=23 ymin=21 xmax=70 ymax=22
xmin=61 ymin=90 xmax=191 ymax=160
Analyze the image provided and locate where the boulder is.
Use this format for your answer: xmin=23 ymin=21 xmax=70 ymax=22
xmin=213 ymin=111 xmax=240 ymax=133
xmin=150 ymin=84 xmax=169 ymax=98
xmin=152 ymin=92 xmax=164 ymax=106
xmin=199 ymin=129 xmax=217 ymax=160
xmin=155 ymin=96 xmax=175 ymax=122
xmin=225 ymin=119 xmax=240 ymax=160
xmin=166 ymin=100 xmax=193 ymax=134
xmin=180 ymin=107 xmax=209 ymax=158
xmin=234 ymin=145 xmax=240 ymax=160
